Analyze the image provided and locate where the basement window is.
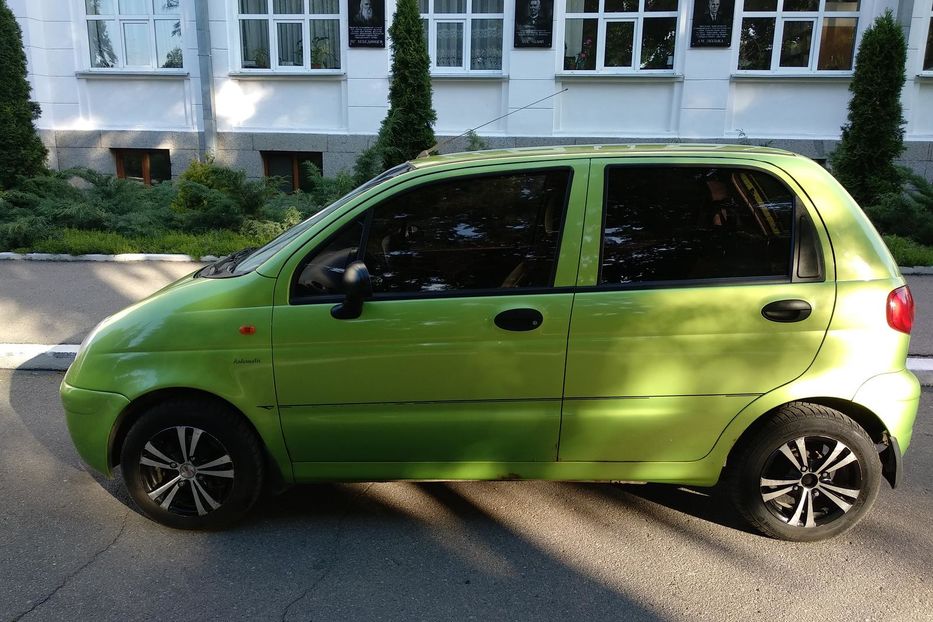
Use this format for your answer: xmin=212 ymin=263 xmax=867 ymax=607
xmin=113 ymin=149 xmax=172 ymax=185
xmin=262 ymin=151 xmax=324 ymax=192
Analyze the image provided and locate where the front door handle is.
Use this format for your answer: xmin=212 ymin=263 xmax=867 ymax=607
xmin=761 ymin=299 xmax=812 ymax=323
xmin=495 ymin=308 xmax=544 ymax=332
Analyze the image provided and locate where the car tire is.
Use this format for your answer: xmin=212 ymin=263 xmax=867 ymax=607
xmin=728 ymin=402 xmax=881 ymax=542
xmin=120 ymin=399 xmax=265 ymax=530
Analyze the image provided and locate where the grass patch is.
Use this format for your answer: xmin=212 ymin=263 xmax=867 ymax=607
xmin=21 ymin=228 xmax=273 ymax=258
xmin=883 ymin=234 xmax=933 ymax=267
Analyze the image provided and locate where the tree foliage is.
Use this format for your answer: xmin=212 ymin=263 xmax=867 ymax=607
xmin=0 ymin=0 xmax=48 ymax=189
xmin=372 ymin=0 xmax=437 ymax=170
xmin=830 ymin=10 xmax=906 ymax=206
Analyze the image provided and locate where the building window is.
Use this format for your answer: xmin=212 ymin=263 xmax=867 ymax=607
xmin=262 ymin=151 xmax=324 ymax=192
xmin=114 ymin=149 xmax=172 ymax=185
xmin=84 ymin=0 xmax=183 ymax=69
xmin=419 ymin=0 xmax=505 ymax=71
xmin=737 ymin=0 xmax=859 ymax=71
xmin=924 ymin=8 xmax=933 ymax=72
xmin=238 ymin=0 xmax=342 ymax=70
xmin=561 ymin=0 xmax=678 ymax=72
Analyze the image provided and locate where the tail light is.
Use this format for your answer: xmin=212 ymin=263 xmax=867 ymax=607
xmin=887 ymin=286 xmax=914 ymax=334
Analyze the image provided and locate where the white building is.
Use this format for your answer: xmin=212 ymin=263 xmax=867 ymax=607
xmin=9 ymin=0 xmax=933 ymax=188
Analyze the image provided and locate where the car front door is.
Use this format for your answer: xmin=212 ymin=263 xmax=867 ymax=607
xmin=560 ymin=159 xmax=836 ymax=463
xmin=272 ymin=161 xmax=589 ymax=472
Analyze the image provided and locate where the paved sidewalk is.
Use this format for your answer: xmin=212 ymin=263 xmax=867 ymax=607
xmin=0 ymin=260 xmax=202 ymax=345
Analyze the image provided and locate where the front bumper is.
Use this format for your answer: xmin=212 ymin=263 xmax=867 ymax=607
xmin=60 ymin=380 xmax=129 ymax=477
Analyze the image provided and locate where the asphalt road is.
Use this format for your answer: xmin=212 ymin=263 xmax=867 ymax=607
xmin=1 ymin=369 xmax=931 ymax=622
xmin=1 ymin=261 xmax=933 ymax=355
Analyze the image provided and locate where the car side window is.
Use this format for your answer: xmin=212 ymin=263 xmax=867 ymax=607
xmin=292 ymin=216 xmax=366 ymax=300
xmin=600 ymin=166 xmax=795 ymax=285
xmin=364 ymin=169 xmax=571 ymax=295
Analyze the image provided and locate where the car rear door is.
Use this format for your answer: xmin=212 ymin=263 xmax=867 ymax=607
xmin=560 ymin=158 xmax=836 ymax=463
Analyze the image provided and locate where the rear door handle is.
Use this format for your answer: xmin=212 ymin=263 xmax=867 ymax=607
xmin=495 ymin=308 xmax=544 ymax=332
xmin=761 ymin=299 xmax=812 ymax=323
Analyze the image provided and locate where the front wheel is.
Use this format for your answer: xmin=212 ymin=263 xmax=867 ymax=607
xmin=729 ymin=403 xmax=881 ymax=542
xmin=120 ymin=399 xmax=265 ymax=529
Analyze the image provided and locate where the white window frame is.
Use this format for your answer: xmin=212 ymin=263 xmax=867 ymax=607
xmin=558 ymin=0 xmax=680 ymax=74
xmin=921 ymin=1 xmax=933 ymax=75
xmin=420 ymin=0 xmax=507 ymax=74
xmin=82 ymin=0 xmax=185 ymax=71
xmin=235 ymin=0 xmax=345 ymax=73
xmin=733 ymin=0 xmax=861 ymax=74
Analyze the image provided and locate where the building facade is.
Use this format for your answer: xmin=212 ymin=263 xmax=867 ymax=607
xmin=10 ymin=0 xmax=933 ymax=187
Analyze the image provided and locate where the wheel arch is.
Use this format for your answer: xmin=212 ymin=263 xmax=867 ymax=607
xmin=724 ymin=397 xmax=896 ymax=487
xmin=109 ymin=387 xmax=287 ymax=488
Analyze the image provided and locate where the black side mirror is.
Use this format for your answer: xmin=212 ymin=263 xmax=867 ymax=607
xmin=331 ymin=261 xmax=372 ymax=320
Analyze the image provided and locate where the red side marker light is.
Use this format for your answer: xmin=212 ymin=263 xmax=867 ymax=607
xmin=239 ymin=325 xmax=256 ymax=335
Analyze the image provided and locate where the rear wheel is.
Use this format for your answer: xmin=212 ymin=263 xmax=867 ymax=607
xmin=729 ymin=403 xmax=881 ymax=542
xmin=120 ymin=399 xmax=265 ymax=530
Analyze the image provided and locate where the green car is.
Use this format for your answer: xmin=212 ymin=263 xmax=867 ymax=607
xmin=61 ymin=145 xmax=919 ymax=540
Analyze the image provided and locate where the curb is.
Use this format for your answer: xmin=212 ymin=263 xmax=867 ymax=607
xmin=0 ymin=252 xmax=216 ymax=263
xmin=4 ymin=343 xmax=933 ymax=385
xmin=1 ymin=344 xmax=79 ymax=371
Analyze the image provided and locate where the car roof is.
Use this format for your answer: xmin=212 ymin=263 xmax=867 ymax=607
xmin=409 ymin=143 xmax=799 ymax=169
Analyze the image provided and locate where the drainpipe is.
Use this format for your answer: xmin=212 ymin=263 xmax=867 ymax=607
xmin=195 ymin=0 xmax=217 ymax=157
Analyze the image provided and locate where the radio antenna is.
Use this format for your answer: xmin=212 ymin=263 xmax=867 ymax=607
xmin=416 ymin=88 xmax=569 ymax=159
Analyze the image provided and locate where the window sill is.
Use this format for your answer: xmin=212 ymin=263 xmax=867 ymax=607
xmin=228 ymin=71 xmax=346 ymax=81
xmin=555 ymin=72 xmax=683 ymax=82
xmin=76 ymin=70 xmax=190 ymax=80
xmin=730 ymin=72 xmax=853 ymax=82
xmin=430 ymin=73 xmax=509 ymax=80
xmin=916 ymin=73 xmax=933 ymax=82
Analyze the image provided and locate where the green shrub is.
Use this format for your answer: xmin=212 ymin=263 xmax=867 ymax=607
xmin=883 ymin=235 xmax=933 ymax=266
xmin=27 ymin=228 xmax=272 ymax=257
xmin=240 ymin=218 xmax=289 ymax=240
xmin=47 ymin=199 xmax=109 ymax=230
xmin=17 ymin=174 xmax=85 ymax=203
xmin=0 ymin=0 xmax=48 ymax=188
xmin=172 ymin=179 xmax=243 ymax=232
xmin=865 ymin=172 xmax=933 ymax=245
xmin=0 ymin=215 xmax=49 ymax=249
xmin=298 ymin=161 xmax=358 ymax=209
xmin=466 ymin=130 xmax=488 ymax=151
xmin=830 ymin=11 xmax=907 ymax=206
xmin=352 ymin=145 xmax=384 ymax=185
xmin=172 ymin=158 xmax=278 ymax=218
xmin=374 ymin=0 xmax=437 ymax=169
xmin=1 ymin=189 xmax=40 ymax=213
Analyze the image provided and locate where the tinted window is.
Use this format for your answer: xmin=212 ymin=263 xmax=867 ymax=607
xmin=365 ymin=170 xmax=570 ymax=294
xmin=600 ymin=167 xmax=794 ymax=285
xmin=292 ymin=217 xmax=365 ymax=299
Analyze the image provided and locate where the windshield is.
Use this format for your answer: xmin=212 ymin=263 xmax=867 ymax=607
xmin=232 ymin=162 xmax=414 ymax=275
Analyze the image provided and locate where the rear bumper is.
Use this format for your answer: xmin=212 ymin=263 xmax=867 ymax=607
xmin=853 ymin=368 xmax=921 ymax=453
xmin=60 ymin=380 xmax=129 ymax=477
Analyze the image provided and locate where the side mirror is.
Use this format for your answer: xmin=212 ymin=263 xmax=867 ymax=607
xmin=331 ymin=261 xmax=372 ymax=320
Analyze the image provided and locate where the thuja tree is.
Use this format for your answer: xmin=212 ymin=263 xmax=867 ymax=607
xmin=830 ymin=10 xmax=906 ymax=207
xmin=374 ymin=0 xmax=437 ymax=170
xmin=0 ymin=0 xmax=47 ymax=189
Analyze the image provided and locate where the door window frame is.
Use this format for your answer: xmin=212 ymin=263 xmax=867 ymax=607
xmin=286 ymin=164 xmax=579 ymax=305
xmin=580 ymin=159 xmax=828 ymax=292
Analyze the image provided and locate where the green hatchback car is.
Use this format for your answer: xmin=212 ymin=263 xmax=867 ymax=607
xmin=61 ymin=145 xmax=919 ymax=540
